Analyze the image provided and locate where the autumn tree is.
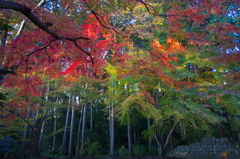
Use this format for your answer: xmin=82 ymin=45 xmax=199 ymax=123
xmin=0 ymin=0 xmax=239 ymax=158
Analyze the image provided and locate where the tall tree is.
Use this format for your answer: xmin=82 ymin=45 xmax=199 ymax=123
xmin=61 ymin=93 xmax=71 ymax=156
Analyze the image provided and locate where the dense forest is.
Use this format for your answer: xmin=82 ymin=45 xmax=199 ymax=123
xmin=0 ymin=0 xmax=239 ymax=158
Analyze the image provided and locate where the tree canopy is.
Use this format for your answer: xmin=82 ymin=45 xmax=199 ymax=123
xmin=0 ymin=0 xmax=239 ymax=158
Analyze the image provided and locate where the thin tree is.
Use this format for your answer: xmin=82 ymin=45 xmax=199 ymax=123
xmin=61 ymin=93 xmax=72 ymax=156
xmin=69 ymin=95 xmax=76 ymax=157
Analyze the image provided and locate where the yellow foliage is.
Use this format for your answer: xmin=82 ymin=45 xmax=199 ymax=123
xmin=105 ymin=63 xmax=118 ymax=76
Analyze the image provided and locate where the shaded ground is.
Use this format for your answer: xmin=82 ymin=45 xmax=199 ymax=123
xmin=32 ymin=157 xmax=184 ymax=159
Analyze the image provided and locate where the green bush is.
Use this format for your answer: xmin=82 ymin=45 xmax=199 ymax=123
xmin=133 ymin=144 xmax=147 ymax=157
xmin=81 ymin=140 xmax=102 ymax=157
xmin=116 ymin=146 xmax=129 ymax=157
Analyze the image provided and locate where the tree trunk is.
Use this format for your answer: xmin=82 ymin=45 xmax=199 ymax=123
xmin=218 ymin=123 xmax=225 ymax=138
xmin=22 ymin=125 xmax=28 ymax=149
xmin=61 ymin=94 xmax=72 ymax=156
xmin=30 ymin=133 xmax=41 ymax=157
xmin=30 ymin=117 xmax=44 ymax=157
xmin=127 ymin=111 xmax=133 ymax=156
xmin=80 ymin=104 xmax=88 ymax=156
xmin=0 ymin=20 xmax=8 ymax=47
xmin=157 ymin=142 xmax=163 ymax=157
xmin=80 ymin=83 xmax=89 ymax=156
xmin=39 ymin=82 xmax=50 ymax=153
xmin=162 ymin=120 xmax=179 ymax=156
xmin=52 ymin=103 xmax=58 ymax=154
xmin=22 ymin=109 xmax=31 ymax=150
xmin=38 ymin=120 xmax=45 ymax=152
xmin=109 ymin=103 xmax=115 ymax=157
xmin=69 ymin=95 xmax=75 ymax=157
xmin=154 ymin=120 xmax=179 ymax=156
xmin=90 ymin=101 xmax=93 ymax=130
xmin=148 ymin=117 xmax=152 ymax=155
xmin=76 ymin=104 xmax=84 ymax=157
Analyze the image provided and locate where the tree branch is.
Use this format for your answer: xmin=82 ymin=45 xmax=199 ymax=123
xmin=0 ymin=0 xmax=89 ymax=41
xmin=0 ymin=0 xmax=94 ymax=68
xmin=13 ymin=0 xmax=47 ymax=39
xmin=0 ymin=1 xmax=57 ymax=37
xmin=138 ymin=0 xmax=185 ymax=18
xmin=163 ymin=120 xmax=180 ymax=149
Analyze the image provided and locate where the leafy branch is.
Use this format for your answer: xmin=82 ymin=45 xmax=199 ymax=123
xmin=0 ymin=0 xmax=93 ymax=63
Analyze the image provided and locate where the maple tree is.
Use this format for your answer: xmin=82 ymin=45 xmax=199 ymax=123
xmin=0 ymin=0 xmax=239 ymax=158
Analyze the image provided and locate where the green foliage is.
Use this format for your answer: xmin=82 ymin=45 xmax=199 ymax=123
xmin=43 ymin=127 xmax=66 ymax=141
xmin=81 ymin=139 xmax=102 ymax=157
xmin=217 ymin=93 xmax=240 ymax=115
xmin=0 ymin=19 xmax=14 ymax=31
xmin=41 ymin=145 xmax=59 ymax=158
xmin=142 ymin=128 xmax=154 ymax=140
xmin=133 ymin=144 xmax=147 ymax=157
xmin=116 ymin=146 xmax=128 ymax=157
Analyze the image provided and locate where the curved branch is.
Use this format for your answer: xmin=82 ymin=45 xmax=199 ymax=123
xmin=26 ymin=38 xmax=58 ymax=57
xmin=0 ymin=0 xmax=93 ymax=68
xmin=138 ymin=0 xmax=185 ymax=18
xmin=0 ymin=0 xmax=58 ymax=37
xmin=0 ymin=0 xmax=89 ymax=41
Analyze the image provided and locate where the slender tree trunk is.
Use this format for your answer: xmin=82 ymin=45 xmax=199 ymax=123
xmin=61 ymin=94 xmax=72 ymax=156
xmin=109 ymin=103 xmax=115 ymax=157
xmin=163 ymin=120 xmax=179 ymax=153
xmin=39 ymin=108 xmax=47 ymax=152
xmin=127 ymin=111 xmax=133 ymax=156
xmin=0 ymin=18 xmax=8 ymax=65
xmin=69 ymin=95 xmax=75 ymax=157
xmin=22 ymin=125 xmax=28 ymax=149
xmin=29 ymin=125 xmax=33 ymax=143
xmin=0 ymin=26 xmax=8 ymax=47
xmin=38 ymin=120 xmax=45 ymax=152
xmin=148 ymin=117 xmax=152 ymax=155
xmin=22 ymin=108 xmax=31 ymax=150
xmin=14 ymin=20 xmax=26 ymax=39
xmin=52 ymin=98 xmax=58 ymax=154
xmin=39 ymin=82 xmax=50 ymax=153
xmin=90 ymin=100 xmax=93 ymax=130
xmin=80 ymin=104 xmax=88 ymax=155
xmin=76 ymin=104 xmax=84 ymax=157
xmin=134 ymin=128 xmax=137 ymax=144
xmin=156 ymin=140 xmax=163 ymax=157
xmin=125 ymin=85 xmax=133 ymax=156
xmin=80 ymin=83 xmax=89 ymax=156
xmin=154 ymin=120 xmax=179 ymax=156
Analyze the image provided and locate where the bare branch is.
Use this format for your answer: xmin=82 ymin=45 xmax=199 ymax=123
xmin=138 ymin=0 xmax=185 ymax=18
xmin=26 ymin=38 xmax=58 ymax=57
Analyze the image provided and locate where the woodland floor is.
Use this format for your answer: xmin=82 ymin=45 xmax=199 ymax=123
xmin=32 ymin=157 xmax=185 ymax=159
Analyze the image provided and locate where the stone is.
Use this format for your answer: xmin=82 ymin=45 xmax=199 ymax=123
xmin=212 ymin=137 xmax=216 ymax=142
xmin=221 ymin=137 xmax=228 ymax=142
xmin=229 ymin=138 xmax=234 ymax=141
xmin=236 ymin=144 xmax=239 ymax=148
xmin=202 ymin=137 xmax=207 ymax=142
